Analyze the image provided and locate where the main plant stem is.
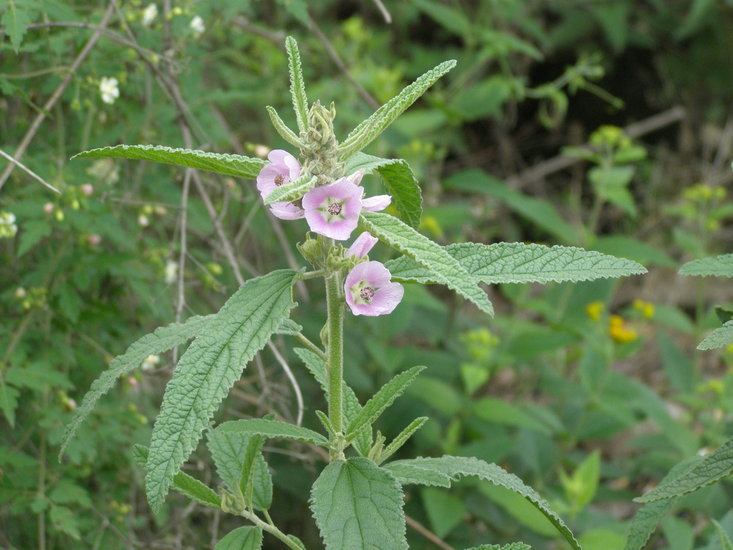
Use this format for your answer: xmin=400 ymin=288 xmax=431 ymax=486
xmin=325 ymin=272 xmax=345 ymax=458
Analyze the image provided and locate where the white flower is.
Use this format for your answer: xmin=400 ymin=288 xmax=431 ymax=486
xmin=99 ymin=77 xmax=120 ymax=105
xmin=164 ymin=260 xmax=179 ymax=284
xmin=0 ymin=211 xmax=18 ymax=238
xmin=141 ymin=354 xmax=161 ymax=371
xmin=142 ymin=3 xmax=158 ymax=26
xmin=190 ymin=15 xmax=205 ymax=36
xmin=137 ymin=214 xmax=150 ymax=227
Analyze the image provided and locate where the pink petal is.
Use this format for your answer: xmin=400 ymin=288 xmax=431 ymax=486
xmin=347 ymin=232 xmax=378 ymax=258
xmin=302 ymin=179 xmax=364 ymax=241
xmin=269 ymin=202 xmax=305 ymax=220
xmin=371 ymin=282 xmax=404 ymax=315
xmin=362 ymin=194 xmax=391 ymax=212
xmin=347 ymin=169 xmax=365 ymax=186
xmin=344 ymin=261 xmax=403 ymax=316
xmin=256 ymin=164 xmax=284 ymax=197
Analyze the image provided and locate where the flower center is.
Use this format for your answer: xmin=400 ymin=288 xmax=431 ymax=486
xmin=328 ymin=203 xmax=343 ymax=216
xmin=359 ymin=286 xmax=375 ymax=303
xmin=274 ymin=174 xmax=286 ymax=186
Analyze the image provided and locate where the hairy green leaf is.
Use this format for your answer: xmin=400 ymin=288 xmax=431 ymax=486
xmin=145 ymin=270 xmax=297 ymax=513
xmin=714 ymin=520 xmax=733 ymax=550
xmin=60 ymin=314 xmax=213 ymax=458
xmin=73 ymin=145 xmax=265 ymax=179
xmin=345 ymin=153 xmax=422 ymax=227
xmin=310 ymin=457 xmax=407 ymax=550
xmin=386 ymin=242 xmax=646 ymax=285
xmin=294 ymin=348 xmax=372 ymax=455
xmin=345 ymin=366 xmax=426 ymax=440
xmin=215 ymin=418 xmax=329 ymax=447
xmin=286 ymin=36 xmax=309 ymax=134
xmin=679 ymin=254 xmax=733 ymax=277
xmin=133 ymin=445 xmax=220 ymax=509
xmin=697 ymin=320 xmax=733 ymax=350
xmin=215 ymin=526 xmax=263 ymax=550
xmin=380 ymin=416 xmax=428 ymax=464
xmin=360 ymin=212 xmax=494 ymax=315
xmin=265 ymin=106 xmax=303 ymax=147
xmin=624 ymin=499 xmax=675 ymax=550
xmin=635 ymin=438 xmax=733 ymax=502
xmin=276 ymin=318 xmax=304 ymax=336
xmin=263 ymin=174 xmax=317 ymax=205
xmin=339 ymin=60 xmax=456 ymax=157
xmin=386 ymin=456 xmax=580 ymax=549
xmin=383 ymin=462 xmax=451 ymax=487
xmin=465 ymin=544 xmax=532 ymax=550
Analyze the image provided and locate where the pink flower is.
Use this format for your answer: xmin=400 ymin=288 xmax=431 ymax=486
xmin=302 ymin=178 xmax=364 ymax=240
xmin=256 ymin=149 xmax=304 ymax=220
xmin=361 ymin=194 xmax=391 ymax=212
xmin=347 ymin=231 xmax=378 ymax=258
xmin=81 ymin=184 xmax=94 ymax=196
xmin=344 ymin=261 xmax=404 ymax=316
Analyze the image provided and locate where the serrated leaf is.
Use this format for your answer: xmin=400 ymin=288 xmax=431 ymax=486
xmin=635 ymin=438 xmax=733 ymax=502
xmin=60 ymin=315 xmax=214 ymax=458
xmin=262 ymin=174 xmax=317 ymax=205
xmin=385 ymin=456 xmax=580 ymax=550
xmin=360 ymin=211 xmax=493 ymax=315
xmin=624 ymin=499 xmax=675 ymax=550
xmin=294 ymin=347 xmax=372 ymax=455
xmin=133 ymin=445 xmax=220 ymax=509
xmin=679 ymin=254 xmax=733 ymax=277
xmin=383 ymin=462 xmax=451 ymax=487
xmin=215 ymin=418 xmax=329 ymax=447
xmin=0 ymin=379 xmax=19 ymax=427
xmin=18 ymin=220 xmax=52 ymax=256
xmin=345 ymin=366 xmax=425 ymax=440
xmin=276 ymin=318 xmax=303 ymax=336
xmin=72 ymin=145 xmax=266 ymax=179
xmin=215 ymin=527 xmax=263 ymax=550
xmin=310 ymin=457 xmax=407 ymax=550
xmin=713 ymin=520 xmax=733 ymax=550
xmin=345 ymin=153 xmax=422 ymax=227
xmin=465 ymin=544 xmax=532 ymax=550
xmin=380 ymin=416 xmax=428 ymax=463
xmin=266 ymin=106 xmax=303 ymax=147
xmin=145 ymin=270 xmax=297 ymax=513
xmin=2 ymin=0 xmax=34 ymax=52
xmin=386 ymin=242 xmax=646 ymax=285
xmin=698 ymin=321 xmax=733 ymax=350
xmin=286 ymin=36 xmax=309 ymax=134
xmin=339 ymin=60 xmax=456 ymax=157
xmin=206 ymin=429 xmax=272 ymax=511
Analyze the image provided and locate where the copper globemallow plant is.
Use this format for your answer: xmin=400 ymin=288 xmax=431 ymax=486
xmin=63 ymin=37 xmax=647 ymax=549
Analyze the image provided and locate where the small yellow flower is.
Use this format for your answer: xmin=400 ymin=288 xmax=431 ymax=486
xmin=585 ymin=300 xmax=604 ymax=321
xmin=609 ymin=315 xmax=637 ymax=343
xmin=632 ymin=299 xmax=655 ymax=319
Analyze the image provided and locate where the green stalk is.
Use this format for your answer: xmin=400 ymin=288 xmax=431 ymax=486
xmin=325 ymin=272 xmax=345 ymax=456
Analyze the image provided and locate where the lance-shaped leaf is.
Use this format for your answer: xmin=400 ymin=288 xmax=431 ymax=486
xmin=207 ymin=428 xmax=272 ymax=511
xmin=294 ymin=348 xmax=372 ymax=455
xmin=360 ymin=211 xmax=494 ymax=315
xmin=698 ymin=320 xmax=733 ymax=350
xmin=286 ymin=36 xmax=309 ymax=134
xmin=635 ymin=438 xmax=733 ymax=503
xmin=266 ymin=106 xmax=303 ymax=147
xmin=73 ymin=145 xmax=266 ymax=179
xmin=380 ymin=416 xmax=428 ymax=464
xmin=338 ymin=60 xmax=457 ymax=157
xmin=345 ymin=366 xmax=425 ymax=441
xmin=215 ymin=418 xmax=329 ymax=447
xmin=215 ymin=526 xmax=263 ymax=550
xmin=345 ymin=153 xmax=422 ymax=228
xmin=60 ymin=314 xmax=214 ymax=458
xmin=384 ymin=456 xmax=580 ymax=550
xmin=145 ymin=270 xmax=298 ymax=513
xmin=133 ymin=445 xmax=220 ymax=509
xmin=386 ymin=242 xmax=646 ymax=285
xmin=310 ymin=457 xmax=407 ymax=550
xmin=384 ymin=462 xmax=451 ymax=488
xmin=263 ymin=174 xmax=317 ymax=205
xmin=679 ymin=254 xmax=733 ymax=277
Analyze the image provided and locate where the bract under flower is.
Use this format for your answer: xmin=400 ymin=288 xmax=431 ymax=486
xmin=302 ymin=178 xmax=363 ymax=240
xmin=344 ymin=261 xmax=404 ymax=316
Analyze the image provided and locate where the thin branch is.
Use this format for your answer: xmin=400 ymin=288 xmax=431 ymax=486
xmin=372 ymin=0 xmax=392 ymax=23
xmin=405 ymin=516 xmax=456 ymax=550
xmin=0 ymin=4 xmax=116 ymax=191
xmin=267 ymin=342 xmax=305 ymax=427
xmin=0 ymin=149 xmax=60 ymax=194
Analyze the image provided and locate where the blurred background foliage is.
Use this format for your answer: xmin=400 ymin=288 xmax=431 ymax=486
xmin=2 ymin=0 xmax=733 ymax=548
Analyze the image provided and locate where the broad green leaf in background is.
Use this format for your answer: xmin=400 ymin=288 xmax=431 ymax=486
xmin=472 ymin=398 xmax=550 ymax=433
xmin=593 ymin=236 xmax=676 ymax=268
xmin=73 ymin=145 xmax=266 ymax=179
xmin=215 ymin=526 xmax=263 ymax=550
xmin=345 ymin=153 xmax=422 ymax=227
xmin=384 ymin=456 xmax=581 ymax=550
xmin=294 ymin=347 xmax=372 ymax=455
xmin=339 ymin=60 xmax=457 ymax=158
xmin=588 ymin=165 xmax=636 ymax=217
xmin=713 ymin=520 xmax=733 ymax=550
xmin=386 ymin=242 xmax=646 ymax=285
xmin=214 ymin=418 xmax=329 ymax=447
xmin=132 ymin=445 xmax=220 ymax=509
xmin=360 ymin=211 xmax=494 ymax=315
xmin=145 ymin=270 xmax=297 ymax=513
xmin=1 ymin=0 xmax=35 ymax=52
xmin=262 ymin=174 xmax=317 ymax=205
xmin=657 ymin=331 xmax=696 ymax=392
xmin=310 ymin=457 xmax=407 ymax=550
xmin=635 ymin=438 xmax=733 ymax=503
xmin=559 ymin=450 xmax=601 ymax=513
xmin=679 ymin=253 xmax=733 ymax=277
xmin=60 ymin=314 xmax=214 ymax=458
xmin=345 ymin=366 xmax=425 ymax=441
xmin=422 ymin=487 xmax=466 ymax=538
xmin=286 ymin=36 xmax=309 ymax=134
xmin=698 ymin=321 xmax=733 ymax=350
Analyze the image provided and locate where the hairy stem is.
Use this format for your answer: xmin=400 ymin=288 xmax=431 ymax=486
xmin=241 ymin=509 xmax=304 ymax=550
xmin=325 ymin=272 xmax=345 ymax=456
